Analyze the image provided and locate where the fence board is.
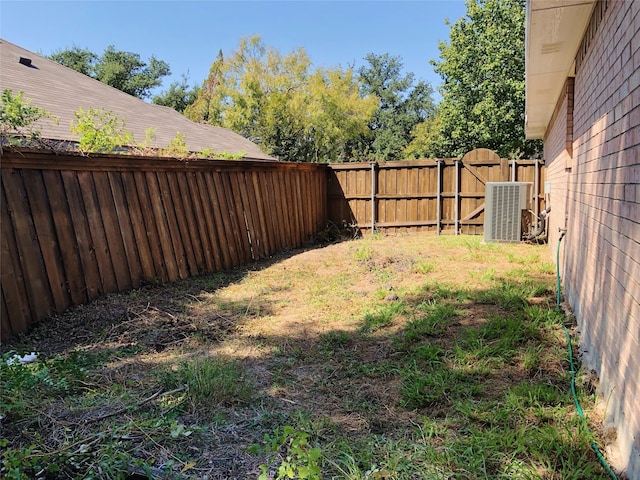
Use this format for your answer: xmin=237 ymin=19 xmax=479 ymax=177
xmin=241 ymin=172 xmax=262 ymax=258
xmin=275 ymin=171 xmax=292 ymax=248
xmin=134 ymin=171 xmax=169 ymax=282
xmin=22 ymin=170 xmax=71 ymax=313
xmin=43 ymin=170 xmax=87 ymax=305
xmin=184 ymin=172 xmax=213 ymax=272
xmin=271 ymin=170 xmax=287 ymax=249
xmin=239 ymin=171 xmax=260 ymax=260
xmin=167 ymin=172 xmax=198 ymax=276
xmin=92 ymin=172 xmax=133 ymax=291
xmin=120 ymin=171 xmax=157 ymax=282
xmin=1 ymin=186 xmax=32 ymax=332
xmin=220 ymin=172 xmax=242 ymax=262
xmin=2 ymin=169 xmax=53 ymax=320
xmin=196 ymin=172 xmax=225 ymax=271
xmin=61 ymin=171 xmax=103 ymax=299
xmin=1 ymin=292 xmax=11 ymax=340
xmin=251 ymin=171 xmax=273 ymax=256
xmin=289 ymin=172 xmax=303 ymax=247
xmin=176 ymin=172 xmax=206 ymax=272
xmin=230 ymin=171 xmax=255 ymax=261
xmin=157 ymin=172 xmax=189 ymax=279
xmin=146 ymin=171 xmax=180 ymax=282
xmin=210 ymin=171 xmax=240 ymax=267
xmin=108 ymin=172 xmax=143 ymax=287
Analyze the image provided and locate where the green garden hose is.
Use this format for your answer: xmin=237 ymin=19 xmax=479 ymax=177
xmin=556 ymin=231 xmax=618 ymax=480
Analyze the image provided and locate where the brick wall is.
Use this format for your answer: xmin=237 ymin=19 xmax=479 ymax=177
xmin=544 ymin=1 xmax=640 ymax=476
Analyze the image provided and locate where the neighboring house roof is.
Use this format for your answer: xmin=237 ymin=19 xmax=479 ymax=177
xmin=524 ymin=0 xmax=596 ymax=139
xmin=0 ymin=39 xmax=275 ymax=160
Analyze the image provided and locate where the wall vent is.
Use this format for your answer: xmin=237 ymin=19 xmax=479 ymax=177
xmin=483 ymin=182 xmax=531 ymax=242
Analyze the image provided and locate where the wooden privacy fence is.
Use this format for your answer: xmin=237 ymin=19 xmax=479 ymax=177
xmin=327 ymin=148 xmax=545 ymax=235
xmin=1 ymin=150 xmax=326 ymax=338
xmin=1 ymin=147 xmax=544 ymax=338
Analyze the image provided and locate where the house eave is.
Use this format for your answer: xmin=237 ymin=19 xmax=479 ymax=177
xmin=525 ymin=0 xmax=596 ymax=139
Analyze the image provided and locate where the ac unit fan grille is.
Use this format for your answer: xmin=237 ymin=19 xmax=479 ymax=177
xmin=484 ymin=182 xmax=530 ymax=242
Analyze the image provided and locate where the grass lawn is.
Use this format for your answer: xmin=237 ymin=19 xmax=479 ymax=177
xmin=1 ymin=234 xmax=614 ymax=479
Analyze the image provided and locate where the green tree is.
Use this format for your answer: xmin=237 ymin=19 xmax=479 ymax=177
xmin=184 ymin=49 xmax=225 ymax=123
xmin=153 ymin=74 xmax=200 ymax=113
xmin=402 ymin=114 xmax=442 ymax=159
xmin=357 ymin=53 xmax=436 ymax=160
xmin=49 ymin=45 xmax=170 ymax=99
xmin=431 ymin=0 xmax=541 ymax=158
xmin=185 ymin=36 xmax=378 ymax=162
xmin=48 ymin=46 xmax=96 ymax=76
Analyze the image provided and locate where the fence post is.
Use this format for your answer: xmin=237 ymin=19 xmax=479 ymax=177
xmin=454 ymin=159 xmax=460 ymax=235
xmin=534 ymin=158 xmax=539 ymax=230
xmin=500 ymin=158 xmax=510 ymax=181
xmin=436 ymin=159 xmax=443 ymax=235
xmin=370 ymin=161 xmax=376 ymax=234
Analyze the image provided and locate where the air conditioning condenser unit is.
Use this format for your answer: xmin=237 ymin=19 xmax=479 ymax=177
xmin=483 ymin=182 xmax=531 ymax=242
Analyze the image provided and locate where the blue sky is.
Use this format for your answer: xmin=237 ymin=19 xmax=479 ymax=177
xmin=1 ymin=1 xmax=468 ymax=100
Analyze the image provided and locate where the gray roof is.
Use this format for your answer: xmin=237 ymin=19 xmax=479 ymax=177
xmin=0 ymin=39 xmax=274 ymax=160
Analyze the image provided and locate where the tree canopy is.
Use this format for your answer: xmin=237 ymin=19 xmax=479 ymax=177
xmin=431 ymin=0 xmax=541 ymax=158
xmin=358 ymin=53 xmax=436 ymax=161
xmin=185 ymin=36 xmax=379 ymax=162
xmin=152 ymin=75 xmax=200 ymax=113
xmin=49 ymin=45 xmax=171 ymax=99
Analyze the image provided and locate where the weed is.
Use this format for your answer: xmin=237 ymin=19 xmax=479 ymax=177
xmin=401 ymin=361 xmax=484 ymax=408
xmin=411 ymin=259 xmax=435 ymax=274
xmin=161 ymin=356 xmax=253 ymax=408
xmin=360 ymin=301 xmax=404 ymax=333
xmin=319 ymin=330 xmax=352 ymax=350
xmin=409 ymin=344 xmax=445 ymax=364
xmin=471 ymin=280 xmax=530 ymax=310
xmin=403 ymin=303 xmax=457 ymax=342
xmin=353 ymin=244 xmax=373 ymax=263
xmin=356 ymin=360 xmax=399 ymax=379
xmin=71 ymin=106 xmax=134 ymax=153
xmin=0 ymin=351 xmax=95 ymax=420
xmin=252 ymin=425 xmax=323 ymax=480
xmin=524 ymin=304 xmax=565 ymax=328
xmin=507 ymin=252 xmax=540 ymax=264
xmin=522 ymin=343 xmax=545 ymax=373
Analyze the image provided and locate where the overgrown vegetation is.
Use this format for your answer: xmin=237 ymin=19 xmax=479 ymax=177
xmin=1 ymin=91 xmax=247 ymax=158
xmin=1 ymin=235 xmax=616 ymax=479
xmin=0 ymin=89 xmax=57 ymax=148
xmin=71 ymin=106 xmax=135 ymax=153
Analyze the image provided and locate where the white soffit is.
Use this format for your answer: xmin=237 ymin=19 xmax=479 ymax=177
xmin=525 ymin=0 xmax=596 ymax=139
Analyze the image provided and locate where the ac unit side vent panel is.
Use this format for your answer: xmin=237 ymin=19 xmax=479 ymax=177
xmin=484 ymin=182 xmax=531 ymax=242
